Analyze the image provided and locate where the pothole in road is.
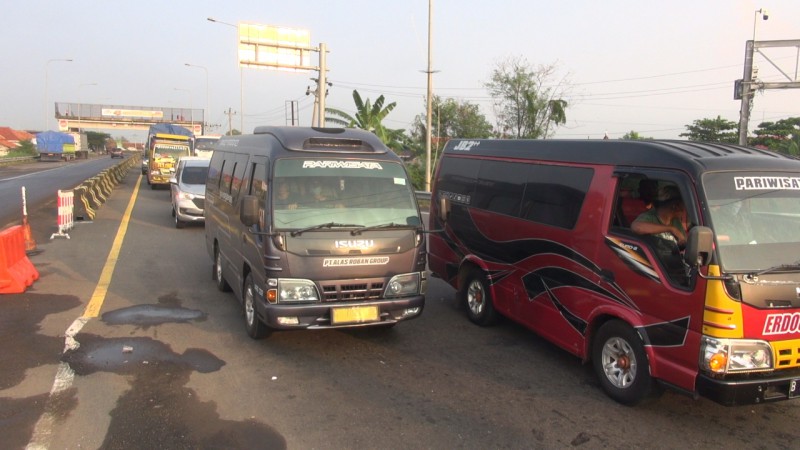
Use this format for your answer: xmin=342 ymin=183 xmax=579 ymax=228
xmin=63 ymin=334 xmax=286 ymax=448
xmin=101 ymin=304 xmax=207 ymax=328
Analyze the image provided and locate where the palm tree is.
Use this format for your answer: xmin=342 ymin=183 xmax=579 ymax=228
xmin=326 ymin=90 xmax=404 ymax=149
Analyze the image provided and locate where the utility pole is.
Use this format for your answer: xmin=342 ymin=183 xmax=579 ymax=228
xmin=224 ymin=107 xmax=237 ymax=135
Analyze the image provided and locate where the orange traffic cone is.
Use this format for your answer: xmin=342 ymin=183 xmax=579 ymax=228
xmin=22 ymin=215 xmax=36 ymax=252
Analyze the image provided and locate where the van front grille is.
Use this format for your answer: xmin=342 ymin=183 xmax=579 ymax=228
xmin=321 ymin=281 xmax=384 ymax=302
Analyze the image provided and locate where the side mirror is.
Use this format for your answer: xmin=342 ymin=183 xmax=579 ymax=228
xmin=240 ymin=195 xmax=259 ymax=227
xmin=169 ymin=177 xmax=177 ymax=184
xmin=438 ymin=196 xmax=450 ymax=223
xmin=684 ymin=226 xmax=713 ymax=267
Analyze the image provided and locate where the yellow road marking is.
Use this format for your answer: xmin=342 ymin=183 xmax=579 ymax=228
xmin=81 ymin=172 xmax=142 ymax=318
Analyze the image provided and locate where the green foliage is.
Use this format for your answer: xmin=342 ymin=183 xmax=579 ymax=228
xmin=4 ymin=140 xmax=37 ymax=157
xmin=409 ymin=95 xmax=494 ymax=160
xmin=752 ymin=117 xmax=800 ymax=153
xmin=85 ymin=131 xmax=111 ymax=150
xmin=679 ymin=116 xmax=738 ymax=143
xmin=405 ymin=160 xmax=427 ymax=191
xmin=226 ymin=129 xmax=242 ymax=136
xmin=621 ymin=130 xmax=652 ymax=140
xmin=484 ymin=56 xmax=570 ymax=139
xmin=326 ymin=90 xmax=405 ymax=150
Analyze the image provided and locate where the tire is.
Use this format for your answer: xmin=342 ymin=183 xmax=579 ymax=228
xmin=592 ymin=320 xmax=658 ymax=406
xmin=174 ymin=211 xmax=185 ymax=229
xmin=243 ymin=273 xmax=269 ymax=339
xmin=461 ymin=268 xmax=499 ymax=326
xmin=213 ymin=245 xmax=231 ymax=292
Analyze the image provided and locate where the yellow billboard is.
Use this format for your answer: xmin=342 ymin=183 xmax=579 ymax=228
xmin=238 ymin=23 xmax=313 ymax=72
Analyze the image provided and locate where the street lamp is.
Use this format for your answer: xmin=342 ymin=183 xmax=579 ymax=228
xmin=77 ymin=82 xmax=98 ymax=130
xmin=207 ymin=17 xmax=244 ymax=133
xmin=174 ymin=87 xmax=193 ymax=130
xmin=185 ymin=63 xmax=209 ymax=134
xmin=753 ymin=8 xmax=769 ymax=42
xmin=44 ymin=58 xmax=73 ymax=130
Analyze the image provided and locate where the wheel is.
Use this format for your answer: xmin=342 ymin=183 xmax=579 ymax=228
xmin=213 ymin=244 xmax=231 ymax=292
xmin=592 ymin=320 xmax=659 ymax=406
xmin=243 ymin=273 xmax=269 ymax=339
xmin=461 ymin=268 xmax=499 ymax=326
xmin=174 ymin=211 xmax=185 ymax=229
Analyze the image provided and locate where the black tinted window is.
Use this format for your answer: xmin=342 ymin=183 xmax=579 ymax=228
xmin=521 ymin=165 xmax=593 ymax=229
xmin=435 ymin=156 xmax=479 ymax=205
xmin=473 ymin=160 xmax=526 ymax=216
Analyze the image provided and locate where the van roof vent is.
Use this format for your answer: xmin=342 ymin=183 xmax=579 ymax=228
xmin=303 ymin=137 xmax=376 ymax=153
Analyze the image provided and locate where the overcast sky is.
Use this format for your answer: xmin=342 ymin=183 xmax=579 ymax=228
xmin=1 ymin=0 xmax=798 ymax=141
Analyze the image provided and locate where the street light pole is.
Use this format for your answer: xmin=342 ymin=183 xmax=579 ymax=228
xmin=207 ymin=17 xmax=244 ymax=133
xmin=185 ymin=63 xmax=209 ymax=134
xmin=44 ymin=58 xmax=73 ymax=130
xmin=424 ymin=0 xmax=434 ymax=191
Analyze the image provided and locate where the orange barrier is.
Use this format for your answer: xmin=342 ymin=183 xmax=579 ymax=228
xmin=0 ymin=225 xmax=40 ymax=294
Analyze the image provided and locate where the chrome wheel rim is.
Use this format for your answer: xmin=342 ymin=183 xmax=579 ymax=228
xmin=601 ymin=337 xmax=637 ymax=389
xmin=467 ymin=279 xmax=485 ymax=316
xmin=215 ymin=251 xmax=223 ymax=283
xmin=244 ymin=283 xmax=255 ymax=326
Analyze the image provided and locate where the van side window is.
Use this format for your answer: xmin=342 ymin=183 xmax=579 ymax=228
xmin=207 ymin=152 xmax=223 ymax=188
xmin=251 ymin=163 xmax=267 ymax=201
xmin=220 ymin=160 xmax=234 ymax=195
xmin=473 ymin=160 xmax=525 ymax=216
xmin=521 ymin=165 xmax=593 ymax=229
xmin=231 ymin=157 xmax=247 ymax=199
xmin=615 ymin=177 xmax=691 ymax=287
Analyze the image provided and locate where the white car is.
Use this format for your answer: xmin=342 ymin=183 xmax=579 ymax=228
xmin=169 ymin=157 xmax=210 ymax=228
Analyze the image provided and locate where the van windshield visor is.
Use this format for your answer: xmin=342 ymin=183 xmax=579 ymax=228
xmin=703 ymin=171 xmax=800 ymax=272
xmin=272 ymin=159 xmax=419 ymax=231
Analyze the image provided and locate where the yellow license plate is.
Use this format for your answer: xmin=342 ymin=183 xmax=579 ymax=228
xmin=331 ymin=306 xmax=379 ymax=325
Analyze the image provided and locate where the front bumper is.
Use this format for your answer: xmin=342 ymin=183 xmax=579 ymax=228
xmin=260 ymin=295 xmax=425 ymax=330
xmin=697 ymin=370 xmax=800 ymax=406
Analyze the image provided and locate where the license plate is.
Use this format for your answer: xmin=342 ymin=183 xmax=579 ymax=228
xmin=790 ymin=379 xmax=800 ymax=398
xmin=331 ymin=306 xmax=379 ymax=325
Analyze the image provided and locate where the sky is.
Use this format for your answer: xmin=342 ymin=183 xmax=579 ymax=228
xmin=1 ymin=0 xmax=798 ymax=142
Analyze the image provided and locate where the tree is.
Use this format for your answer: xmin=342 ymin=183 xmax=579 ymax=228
xmin=752 ymin=117 xmax=800 ymax=153
xmin=679 ymin=116 xmax=738 ymax=143
xmin=484 ymin=56 xmax=570 ymax=139
xmin=326 ymin=90 xmax=405 ymax=150
xmin=410 ymin=95 xmax=493 ymax=153
xmin=621 ymin=130 xmax=652 ymax=140
xmin=85 ymin=131 xmax=111 ymax=151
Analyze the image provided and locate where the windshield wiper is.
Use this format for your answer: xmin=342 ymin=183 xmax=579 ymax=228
xmin=754 ymin=261 xmax=800 ymax=276
xmin=290 ymin=222 xmax=363 ymax=237
xmin=350 ymin=222 xmax=412 ymax=236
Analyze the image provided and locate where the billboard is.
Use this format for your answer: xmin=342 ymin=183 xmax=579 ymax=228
xmin=238 ymin=23 xmax=313 ymax=72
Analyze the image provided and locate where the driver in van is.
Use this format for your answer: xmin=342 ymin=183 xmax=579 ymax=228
xmin=631 ymin=185 xmax=687 ymax=247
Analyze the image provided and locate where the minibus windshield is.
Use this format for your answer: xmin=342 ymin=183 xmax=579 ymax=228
xmin=703 ymin=171 xmax=800 ymax=272
xmin=272 ymin=159 xmax=419 ymax=230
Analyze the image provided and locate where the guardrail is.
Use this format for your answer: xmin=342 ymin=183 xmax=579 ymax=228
xmin=0 ymin=156 xmax=38 ymax=166
xmin=415 ymin=191 xmax=431 ymax=210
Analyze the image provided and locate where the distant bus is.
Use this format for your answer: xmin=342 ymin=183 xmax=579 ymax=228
xmin=194 ymin=135 xmax=220 ymax=159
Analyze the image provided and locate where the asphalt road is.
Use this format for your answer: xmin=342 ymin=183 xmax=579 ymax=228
xmin=2 ymin=165 xmax=800 ymax=449
xmin=0 ymin=154 xmax=124 ymax=229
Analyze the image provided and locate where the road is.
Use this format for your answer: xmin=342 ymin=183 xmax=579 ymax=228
xmin=2 ymin=164 xmax=800 ymax=449
xmin=0 ymin=154 xmax=123 ymax=229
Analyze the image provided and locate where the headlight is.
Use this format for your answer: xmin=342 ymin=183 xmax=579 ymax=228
xmin=276 ymin=279 xmax=319 ymax=303
xmin=700 ymin=336 xmax=773 ymax=374
xmin=384 ymin=273 xmax=420 ymax=298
